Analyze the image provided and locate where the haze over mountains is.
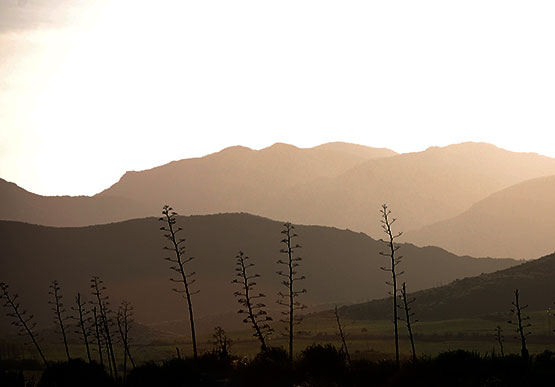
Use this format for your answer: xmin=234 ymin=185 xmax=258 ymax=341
xmin=0 ymin=213 xmax=516 ymax=333
xmin=407 ymin=175 xmax=555 ymax=259
xmin=1 ymin=141 xmax=554 ymax=259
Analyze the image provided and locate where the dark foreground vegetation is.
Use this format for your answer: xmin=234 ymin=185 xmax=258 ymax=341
xmin=2 ymin=204 xmax=555 ymax=386
xmin=2 ymin=346 xmax=555 ymax=387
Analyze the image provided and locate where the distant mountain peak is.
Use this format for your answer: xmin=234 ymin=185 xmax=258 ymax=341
xmin=262 ymin=142 xmax=300 ymax=151
xmin=217 ymin=145 xmax=253 ymax=154
xmin=425 ymin=142 xmax=499 ymax=152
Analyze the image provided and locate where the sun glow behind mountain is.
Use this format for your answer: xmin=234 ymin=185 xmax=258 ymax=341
xmin=1 ymin=0 xmax=555 ymax=195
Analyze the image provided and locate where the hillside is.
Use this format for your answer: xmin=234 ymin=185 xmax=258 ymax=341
xmin=0 ymin=213 xmax=516 ymax=335
xmin=2 ymin=143 xmax=555 ymax=246
xmin=98 ymin=142 xmax=397 ymax=220
xmin=405 ymin=175 xmax=555 ymax=259
xmin=96 ymin=142 xmax=555 ymax=238
xmin=0 ymin=142 xmax=396 ymax=227
xmin=280 ymin=142 xmax=555 ymax=236
xmin=0 ymin=178 xmax=148 ymax=226
xmin=341 ymin=252 xmax=555 ymax=321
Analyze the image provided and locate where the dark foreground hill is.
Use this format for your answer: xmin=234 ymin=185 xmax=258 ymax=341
xmin=341 ymin=252 xmax=555 ymax=321
xmin=0 ymin=213 xmax=516 ymax=334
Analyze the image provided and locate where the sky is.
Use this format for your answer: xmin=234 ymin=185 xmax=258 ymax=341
xmin=1 ymin=0 xmax=555 ymax=196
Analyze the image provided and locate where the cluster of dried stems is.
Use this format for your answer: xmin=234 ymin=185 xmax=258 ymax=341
xmin=160 ymin=206 xmax=307 ymax=362
xmin=1 ymin=202 xmax=546 ymax=372
xmin=0 ymin=277 xmax=136 ymax=380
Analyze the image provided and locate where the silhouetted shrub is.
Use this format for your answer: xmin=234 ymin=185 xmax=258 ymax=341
xmin=20 ymin=348 xmax=555 ymax=387
xmin=126 ymin=354 xmax=235 ymax=387
xmin=0 ymin=370 xmax=25 ymax=387
xmin=532 ymin=350 xmax=555 ymax=385
xmin=125 ymin=362 xmax=165 ymax=387
xmin=297 ymin=344 xmax=348 ymax=386
xmin=533 ymin=350 xmax=555 ymax=366
xmin=234 ymin=347 xmax=292 ymax=387
xmin=37 ymin=359 xmax=113 ymax=387
xmin=196 ymin=351 xmax=235 ymax=382
xmin=350 ymin=359 xmax=397 ymax=387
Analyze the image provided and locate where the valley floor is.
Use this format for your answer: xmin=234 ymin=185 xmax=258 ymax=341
xmin=4 ymin=311 xmax=555 ymax=365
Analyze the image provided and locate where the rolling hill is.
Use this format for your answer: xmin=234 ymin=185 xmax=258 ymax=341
xmin=341 ymin=251 xmax=555 ymax=321
xmin=405 ymin=175 xmax=555 ymax=259
xmin=0 ymin=213 xmax=516 ymax=335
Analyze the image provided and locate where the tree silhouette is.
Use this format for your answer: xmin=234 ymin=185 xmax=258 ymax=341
xmin=90 ymin=276 xmax=118 ymax=377
xmin=399 ymin=282 xmax=417 ymax=362
xmin=212 ymin=326 xmax=233 ymax=359
xmin=72 ymin=292 xmax=92 ymax=363
xmin=379 ymin=204 xmax=404 ymax=367
xmin=494 ymin=325 xmax=504 ymax=357
xmin=276 ymin=222 xmax=306 ymax=362
xmin=334 ymin=305 xmax=351 ymax=368
xmin=232 ymin=251 xmax=273 ymax=351
xmin=508 ymin=288 xmax=531 ymax=359
xmin=0 ymin=282 xmax=48 ymax=367
xmin=159 ymin=204 xmax=199 ymax=360
xmin=49 ymin=280 xmax=71 ymax=361
xmin=117 ymin=300 xmax=136 ymax=380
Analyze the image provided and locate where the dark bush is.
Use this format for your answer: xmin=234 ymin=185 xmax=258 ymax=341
xmin=125 ymin=354 xmax=235 ymax=387
xmin=350 ymin=359 xmax=400 ymax=387
xmin=126 ymin=359 xmax=200 ymax=387
xmin=37 ymin=359 xmax=113 ymax=387
xmin=234 ymin=347 xmax=292 ymax=387
xmin=0 ymin=370 xmax=25 ymax=387
xmin=297 ymin=344 xmax=349 ymax=386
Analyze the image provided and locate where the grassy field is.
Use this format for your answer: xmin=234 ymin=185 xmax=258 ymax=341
xmin=7 ymin=309 xmax=555 ymax=368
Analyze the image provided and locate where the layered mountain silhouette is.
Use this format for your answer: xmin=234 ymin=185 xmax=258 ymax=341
xmin=0 ymin=213 xmax=516 ymax=334
xmin=406 ymin=175 xmax=555 ymax=259
xmin=1 ymin=141 xmax=554 ymax=259
xmin=274 ymin=142 xmax=555 ymax=237
xmin=0 ymin=142 xmax=395 ymax=227
xmin=341 ymin=251 xmax=555 ymax=321
xmin=0 ymin=178 xmax=145 ymax=226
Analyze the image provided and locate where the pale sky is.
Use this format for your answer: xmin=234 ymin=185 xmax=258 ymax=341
xmin=1 ymin=0 xmax=555 ymax=196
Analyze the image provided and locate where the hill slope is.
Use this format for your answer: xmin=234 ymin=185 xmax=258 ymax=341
xmin=0 ymin=178 xmax=147 ymax=226
xmin=280 ymin=143 xmax=555 ymax=236
xmin=405 ymin=176 xmax=555 ymax=259
xmin=98 ymin=142 xmax=396 ymax=221
xmin=0 ymin=142 xmax=396 ymax=227
xmin=342 ymin=252 xmax=555 ymax=321
xmin=0 ymin=213 xmax=516 ymax=334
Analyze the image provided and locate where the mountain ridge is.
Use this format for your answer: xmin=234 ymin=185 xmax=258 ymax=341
xmin=0 ymin=212 xmax=517 ymax=334
xmin=1 ymin=141 xmax=554 ymax=262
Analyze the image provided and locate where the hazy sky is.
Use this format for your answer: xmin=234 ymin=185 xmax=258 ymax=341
xmin=1 ymin=0 xmax=555 ymax=196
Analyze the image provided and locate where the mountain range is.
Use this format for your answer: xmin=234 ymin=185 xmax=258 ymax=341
xmin=1 ymin=141 xmax=555 ymax=259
